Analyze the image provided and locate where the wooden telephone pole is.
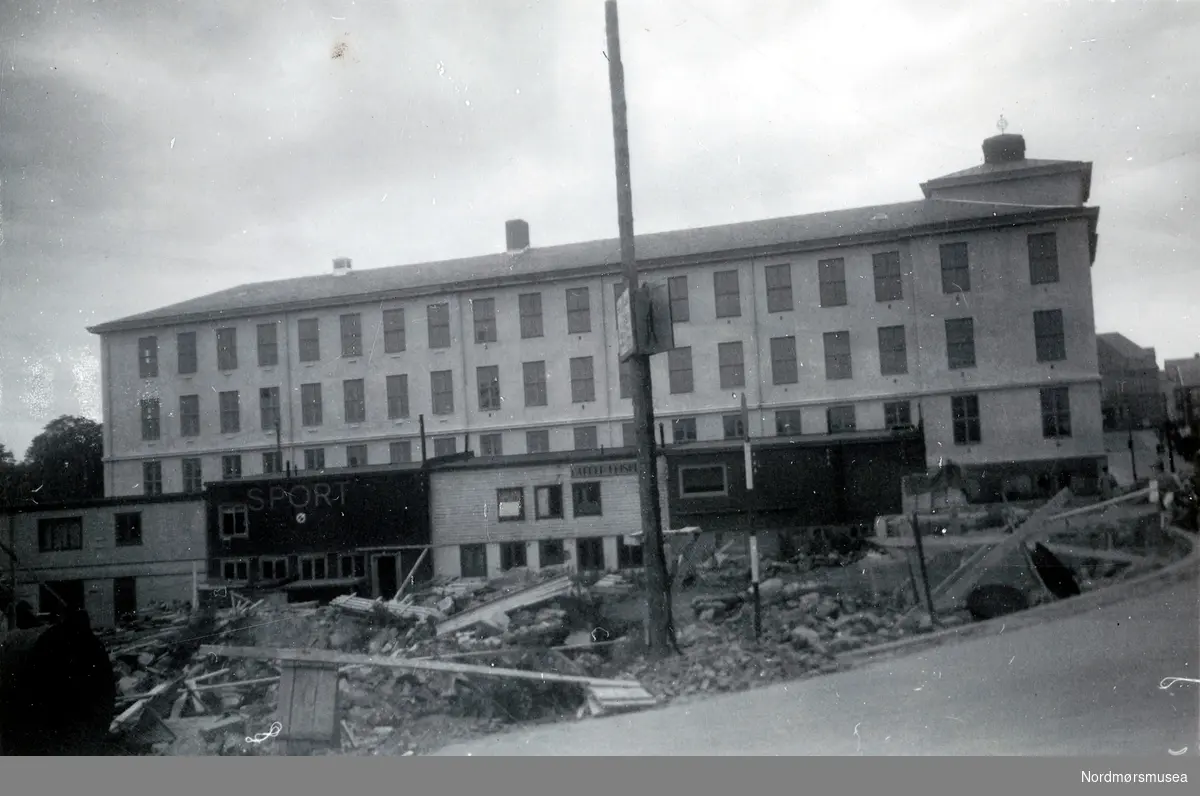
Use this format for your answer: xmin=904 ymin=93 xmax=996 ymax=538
xmin=605 ymin=0 xmax=676 ymax=656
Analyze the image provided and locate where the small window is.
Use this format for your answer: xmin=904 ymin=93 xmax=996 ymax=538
xmin=672 ymin=418 xmax=697 ymax=443
xmin=523 ymin=361 xmax=548 ymax=407
xmin=477 ymin=365 xmax=501 ymax=411
xmin=946 ymin=318 xmax=977 ymax=370
xmin=574 ymin=426 xmax=598 ymax=451
xmin=775 ymin=410 xmax=802 ymax=436
xmin=262 ymin=451 xmax=283 ymax=474
xmin=479 ymin=433 xmax=503 ymax=456
xmin=260 ymin=386 xmax=281 ymax=432
xmin=472 ymin=298 xmax=497 ymax=343
xmin=216 ymin=328 xmax=238 ymax=371
xmin=496 ymin=485 xmax=525 ymax=523
xmin=222 ymin=559 xmax=250 ymax=582
xmin=526 ymin=430 xmax=550 ymax=454
xmin=771 ymin=336 xmax=798 ymax=385
xmin=1034 ymin=309 xmax=1066 ymax=362
xmin=668 ymin=347 xmax=694 ymax=394
xmin=382 ymin=308 xmax=406 ymax=353
xmin=519 ymin=293 xmax=544 ymax=339
xmin=389 ymin=441 xmax=412 ymax=463
xmin=340 ymin=313 xmax=363 ymax=358
xmin=460 ymin=544 xmax=488 ymax=579
xmin=535 ymin=485 xmax=564 ymax=519
xmin=432 ymin=437 xmax=457 ymax=457
xmin=679 ymin=465 xmax=727 ymax=497
xmin=346 ymin=444 xmax=368 ymax=467
xmin=823 ymin=331 xmax=852 ymax=380
xmin=668 ymin=276 xmax=689 ymax=322
xmin=827 ymin=405 xmax=857 ymax=434
xmin=219 ymin=504 xmax=249 ymax=539
xmin=940 ymin=242 xmax=971 ymax=293
xmin=539 ymin=539 xmax=567 ymax=567
xmin=873 ymin=251 xmax=903 ymax=302
xmin=138 ymin=336 xmax=159 ymax=379
xmin=576 ymin=537 xmax=606 ymax=571
xmin=1041 ymin=387 xmax=1072 ymax=438
xmin=257 ymin=323 xmax=279 ymax=367
xmin=723 ymin=414 xmax=745 ymax=440
xmin=621 ymin=422 xmax=636 ymax=448
xmin=431 ymin=370 xmax=454 ymax=415
xmin=428 ymin=303 xmax=452 ymax=349
xmin=566 ymin=287 xmax=591 ymax=334
xmin=884 ymin=400 xmax=912 ymax=430
xmin=952 ymin=394 xmax=981 ymax=445
xmin=142 ymin=461 xmax=163 ymax=496
xmin=713 ymin=270 xmax=741 ymax=318
xmin=181 ymin=458 xmax=202 ymax=493
xmin=179 ymin=394 xmax=200 ymax=437
xmin=261 ymin=557 xmax=289 ymax=580
xmin=140 ymin=398 xmax=161 ymax=441
xmin=37 ymin=517 xmax=83 ymax=553
xmin=764 ymin=264 xmax=793 ymax=313
xmin=878 ymin=326 xmax=908 ymax=376
xmin=338 ymin=554 xmax=366 ymax=579
xmin=500 ymin=541 xmax=527 ymax=571
xmin=219 ymin=390 xmax=241 ymax=434
xmin=304 ymin=448 xmax=325 ymax=470
xmin=221 ymin=454 xmax=242 ymax=480
xmin=177 ymin=332 xmax=197 ymax=375
xmin=299 ymin=555 xmax=328 ymax=581
xmin=718 ymin=341 xmax=745 ymax=389
xmin=301 ymin=383 xmax=323 ymax=426
xmin=570 ymin=357 xmax=595 ymax=403
xmin=298 ymin=318 xmax=320 ymax=362
xmin=572 ymin=482 xmax=602 ymax=517
xmin=343 ymin=379 xmax=366 ymax=423
xmin=617 ymin=536 xmax=643 ymax=570
xmin=1028 ymin=232 xmax=1059 ymax=284
xmin=818 ymin=258 xmax=847 ymax=307
xmin=386 ymin=374 xmax=409 ymax=419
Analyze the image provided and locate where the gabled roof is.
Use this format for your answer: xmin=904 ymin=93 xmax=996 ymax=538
xmin=1165 ymin=356 xmax=1200 ymax=388
xmin=920 ymin=158 xmax=1093 ymax=203
xmin=88 ymin=198 xmax=1099 ymax=335
xmin=1097 ymin=332 xmax=1156 ymax=363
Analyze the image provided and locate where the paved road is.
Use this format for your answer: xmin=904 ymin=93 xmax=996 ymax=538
xmin=434 ymin=576 xmax=1200 ymax=756
xmin=1104 ymin=429 xmax=1176 ymax=487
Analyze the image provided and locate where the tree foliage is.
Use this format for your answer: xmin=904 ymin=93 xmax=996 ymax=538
xmin=0 ymin=415 xmax=104 ymax=505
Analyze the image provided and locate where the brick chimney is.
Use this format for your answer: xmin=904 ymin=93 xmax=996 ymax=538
xmin=332 ymin=257 xmax=352 ymax=276
xmin=505 ymin=219 xmax=530 ymax=252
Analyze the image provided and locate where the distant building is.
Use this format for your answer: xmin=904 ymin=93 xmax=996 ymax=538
xmin=1165 ymin=354 xmax=1200 ymax=429
xmin=1097 ymin=332 xmax=1166 ymax=430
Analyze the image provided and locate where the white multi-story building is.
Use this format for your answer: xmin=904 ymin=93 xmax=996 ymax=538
xmin=89 ymin=130 xmax=1105 ymax=502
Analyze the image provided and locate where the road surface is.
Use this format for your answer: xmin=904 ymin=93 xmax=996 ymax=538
xmin=1104 ymin=429 xmax=1177 ymax=487
xmin=434 ymin=575 xmax=1200 ymax=755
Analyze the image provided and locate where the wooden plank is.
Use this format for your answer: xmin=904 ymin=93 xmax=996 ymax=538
xmin=392 ymin=547 xmax=430 ymax=602
xmin=280 ymin=662 xmax=339 ymax=745
xmin=200 ymin=644 xmax=640 ymax=688
xmin=1042 ymin=543 xmax=1147 ymax=565
xmin=435 ymin=575 xmax=574 ymax=637
xmin=191 ymin=675 xmax=281 ymax=693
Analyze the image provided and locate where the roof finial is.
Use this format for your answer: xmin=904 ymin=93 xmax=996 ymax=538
xmin=996 ymin=115 xmax=1008 ymax=134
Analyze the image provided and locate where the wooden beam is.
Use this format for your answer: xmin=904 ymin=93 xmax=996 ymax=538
xmin=200 ymin=644 xmax=640 ymax=688
xmin=190 ymin=675 xmax=281 ymax=693
xmin=392 ymin=547 xmax=430 ymax=602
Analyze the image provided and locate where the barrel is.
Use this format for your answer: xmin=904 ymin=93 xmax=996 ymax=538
xmin=0 ymin=612 xmax=116 ymax=755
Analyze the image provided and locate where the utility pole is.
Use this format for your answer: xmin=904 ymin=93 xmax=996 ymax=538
xmin=741 ymin=394 xmax=761 ymax=641
xmin=1122 ymin=375 xmax=1138 ymax=483
xmin=605 ymin=0 xmax=676 ymax=656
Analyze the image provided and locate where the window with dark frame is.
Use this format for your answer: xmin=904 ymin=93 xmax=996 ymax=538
xmin=775 ymin=410 xmax=802 ymax=436
xmin=177 ymin=332 xmax=197 ymax=375
xmin=386 ymin=374 xmax=409 ymax=419
xmin=299 ymin=555 xmax=328 ymax=581
xmin=952 ymin=394 xmax=981 ymax=445
xmin=218 ymin=504 xmax=249 ymax=539
xmin=477 ymin=365 xmax=501 ymax=411
xmin=479 ymin=433 xmax=503 ymax=456
xmin=219 ymin=390 xmax=240 ymax=433
xmin=338 ymin=554 xmax=366 ymax=579
xmin=222 ymin=560 xmax=250 ymax=581
xmin=221 ymin=454 xmax=242 ymax=480
xmin=431 ymin=370 xmax=454 ymax=415
xmin=301 ymin=382 xmax=323 ymax=426
xmin=668 ymin=347 xmax=694 ymax=394
xmin=1040 ymin=387 xmax=1072 ymax=438
xmin=260 ymin=386 xmax=280 ymax=431
xmin=713 ymin=270 xmax=741 ymax=318
xmin=257 ymin=323 xmax=279 ymax=366
xmin=576 ymin=537 xmax=606 ymax=571
xmin=460 ymin=544 xmax=488 ymax=579
xmin=718 ymin=341 xmax=745 ymax=388
xmin=343 ymin=379 xmax=366 ymax=423
xmin=262 ymin=451 xmax=282 ymax=474
xmin=382 ymin=308 xmax=406 ymax=353
xmin=432 ymin=437 xmax=457 ymax=457
xmin=873 ymin=251 xmax=903 ymax=302
xmin=535 ymin=485 xmax=563 ymax=519
xmin=878 ymin=325 xmax=908 ymax=375
xmin=884 ymin=400 xmax=912 ymax=429
xmin=824 ymin=331 xmax=852 ymax=380
xmin=182 ymin=458 xmax=202 ymax=493
xmin=216 ymin=328 xmax=238 ymax=371
xmin=679 ymin=465 xmax=727 ymax=497
xmin=570 ymin=356 xmax=595 ymax=403
xmin=672 ymin=417 xmax=698 ymax=443
xmin=138 ymin=336 xmax=158 ymax=378
xmin=771 ymin=336 xmax=799 ymax=385
xmin=526 ymin=429 xmax=550 ymax=453
xmin=945 ymin=318 xmax=976 ymax=369
xmin=498 ymin=487 xmax=525 ymax=521
xmin=389 ymin=441 xmax=412 ymax=463
xmin=473 ymin=298 xmax=497 ymax=343
xmin=522 ymin=361 xmax=547 ymax=407
xmin=340 ymin=313 xmax=363 ymax=358
xmin=143 ymin=460 xmax=163 ymax=496
xmin=500 ymin=541 xmax=527 ymax=571
xmin=304 ymin=448 xmax=325 ymax=470
xmin=261 ymin=557 xmax=289 ymax=581
xmin=519 ymin=293 xmax=544 ymax=339
xmin=617 ymin=536 xmax=643 ymax=570
xmin=298 ymin=318 xmax=320 ymax=362
xmin=539 ymin=539 xmax=567 ymax=566
xmin=940 ymin=242 xmax=971 ymax=293
xmin=566 ymin=287 xmax=591 ymax=334
xmin=38 ymin=517 xmax=83 ymax=552
xmin=1034 ymin=309 xmax=1066 ymax=362
xmin=818 ymin=258 xmax=847 ymax=307
xmin=572 ymin=482 xmax=602 ymax=516
xmin=115 ymin=512 xmax=142 ymax=547
xmin=574 ymin=425 xmax=598 ymax=450
xmin=764 ymin=264 xmax=793 ymax=313
xmin=668 ymin=275 xmax=689 ymax=322
xmin=1028 ymin=232 xmax=1059 ymax=284
xmin=179 ymin=394 xmax=200 ymax=437
xmin=346 ymin=444 xmax=368 ymax=467
xmin=427 ymin=303 xmax=451 ymax=349
xmin=140 ymin=398 xmax=161 ymax=441
xmin=722 ymin=414 xmax=744 ymax=439
xmin=827 ymin=404 xmax=857 ymax=434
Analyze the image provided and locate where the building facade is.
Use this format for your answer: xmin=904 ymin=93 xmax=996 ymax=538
xmin=88 ymin=130 xmax=1106 ymax=504
xmin=1165 ymin=355 xmax=1200 ymax=429
xmin=2 ymin=495 xmax=206 ymax=627
xmin=1097 ymin=332 xmax=1166 ymax=430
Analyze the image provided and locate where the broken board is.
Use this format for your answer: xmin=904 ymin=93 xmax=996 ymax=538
xmin=586 ymin=685 xmax=658 ymax=717
xmin=435 ymin=575 xmax=574 ymax=637
xmin=276 ymin=659 xmax=340 ymax=755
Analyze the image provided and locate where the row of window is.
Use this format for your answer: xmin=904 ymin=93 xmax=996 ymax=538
xmin=36 ymin=513 xmax=143 ymax=553
xmin=135 ymin=308 xmax=1070 ymax=444
xmin=135 ymin=233 xmax=1063 ymax=380
xmin=218 ymin=552 xmax=368 ymax=583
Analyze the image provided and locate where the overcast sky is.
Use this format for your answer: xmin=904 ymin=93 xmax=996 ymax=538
xmin=0 ymin=0 xmax=1196 ymax=458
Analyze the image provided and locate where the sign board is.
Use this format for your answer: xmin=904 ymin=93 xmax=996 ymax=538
xmin=570 ymin=461 xmax=638 ymax=479
xmin=643 ymin=282 xmax=675 ymax=355
xmin=616 ymin=287 xmax=636 ymax=361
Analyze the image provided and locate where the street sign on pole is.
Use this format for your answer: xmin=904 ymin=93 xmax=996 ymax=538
xmin=616 ymin=288 xmax=636 ymax=361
